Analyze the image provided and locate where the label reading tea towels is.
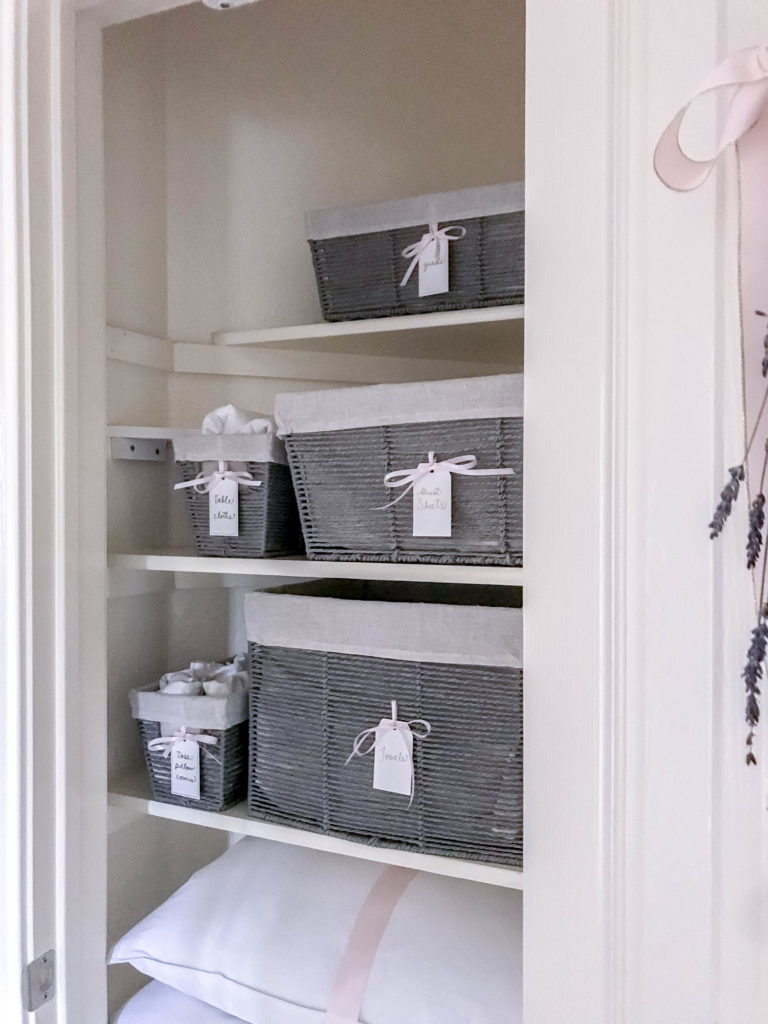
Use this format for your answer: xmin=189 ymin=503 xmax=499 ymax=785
xmin=209 ymin=476 xmax=239 ymax=537
xmin=373 ymin=719 xmax=414 ymax=797
xmin=412 ymin=468 xmax=452 ymax=537
xmin=170 ymin=737 xmax=201 ymax=800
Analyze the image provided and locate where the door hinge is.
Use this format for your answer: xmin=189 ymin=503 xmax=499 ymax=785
xmin=22 ymin=950 xmax=55 ymax=1012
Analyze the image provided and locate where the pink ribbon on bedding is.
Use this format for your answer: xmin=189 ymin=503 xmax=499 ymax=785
xmin=654 ymin=44 xmax=768 ymax=496
xmin=325 ymin=866 xmax=417 ymax=1024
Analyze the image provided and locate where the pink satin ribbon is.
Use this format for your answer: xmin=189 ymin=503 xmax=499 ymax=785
xmin=654 ymin=44 xmax=768 ymax=495
xmin=325 ymin=866 xmax=417 ymax=1024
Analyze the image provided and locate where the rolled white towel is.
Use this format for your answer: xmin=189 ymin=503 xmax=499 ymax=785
xmin=201 ymin=404 xmax=274 ymax=437
xmin=159 ymin=670 xmax=203 ymax=696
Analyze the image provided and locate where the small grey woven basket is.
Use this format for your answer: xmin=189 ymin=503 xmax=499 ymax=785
xmin=306 ymin=183 xmax=524 ymax=321
xmin=173 ymin=432 xmax=304 ymax=559
xmin=275 ymin=374 xmax=523 ymax=566
xmin=130 ymin=683 xmax=249 ymax=812
xmin=245 ymin=581 xmax=523 ymax=867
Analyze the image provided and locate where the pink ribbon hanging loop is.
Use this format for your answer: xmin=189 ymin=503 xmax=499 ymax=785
xmin=654 ymin=44 xmax=768 ymax=499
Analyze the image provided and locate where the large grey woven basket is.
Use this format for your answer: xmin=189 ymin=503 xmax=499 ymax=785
xmin=130 ymin=684 xmax=249 ymax=812
xmin=275 ymin=374 xmax=523 ymax=566
xmin=306 ymin=183 xmax=524 ymax=321
xmin=245 ymin=582 xmax=523 ymax=866
xmin=173 ymin=432 xmax=304 ymax=559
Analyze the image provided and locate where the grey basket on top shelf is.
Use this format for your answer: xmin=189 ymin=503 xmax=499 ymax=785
xmin=130 ymin=683 xmax=248 ymax=812
xmin=245 ymin=581 xmax=523 ymax=867
xmin=306 ymin=183 xmax=524 ymax=321
xmin=275 ymin=374 xmax=523 ymax=566
xmin=172 ymin=431 xmax=304 ymax=558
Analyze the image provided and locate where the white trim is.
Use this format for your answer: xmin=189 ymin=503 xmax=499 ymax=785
xmin=0 ymin=0 xmax=28 ymax=1016
xmin=174 ymin=341 xmax=513 ymax=385
xmin=107 ymin=326 xmax=173 ymax=372
xmin=63 ymin=10 xmax=109 ymax=1022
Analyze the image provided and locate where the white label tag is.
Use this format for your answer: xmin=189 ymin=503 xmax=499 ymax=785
xmin=412 ymin=468 xmax=452 ymax=537
xmin=418 ymin=234 xmax=450 ymax=297
xmin=209 ymin=477 xmax=239 ymax=537
xmin=373 ymin=720 xmax=414 ymax=796
xmin=170 ymin=738 xmax=201 ymax=800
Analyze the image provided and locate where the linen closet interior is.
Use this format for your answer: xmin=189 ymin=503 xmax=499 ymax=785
xmin=104 ymin=0 xmax=526 ymax=1017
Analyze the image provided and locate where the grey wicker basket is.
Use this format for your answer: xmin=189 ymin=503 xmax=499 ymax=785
xmin=130 ymin=683 xmax=248 ymax=811
xmin=173 ymin=431 xmax=303 ymax=558
xmin=275 ymin=374 xmax=523 ymax=566
xmin=245 ymin=582 xmax=523 ymax=867
xmin=306 ymin=183 xmax=524 ymax=321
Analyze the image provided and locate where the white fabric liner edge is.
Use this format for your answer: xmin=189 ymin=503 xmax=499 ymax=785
xmin=245 ymin=592 xmax=522 ymax=668
xmin=305 ymin=182 xmax=524 ymax=240
xmin=130 ymin=685 xmax=248 ymax=730
xmin=172 ymin=433 xmax=288 ymax=466
xmin=275 ymin=373 xmax=523 ymax=438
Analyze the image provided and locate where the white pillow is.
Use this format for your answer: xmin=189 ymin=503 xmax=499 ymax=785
xmin=116 ymin=981 xmax=247 ymax=1023
xmin=110 ymin=838 xmax=522 ymax=1024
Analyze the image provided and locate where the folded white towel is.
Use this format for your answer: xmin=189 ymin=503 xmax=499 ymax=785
xmin=158 ymin=656 xmax=248 ymax=698
xmin=202 ymin=404 xmax=274 ymax=437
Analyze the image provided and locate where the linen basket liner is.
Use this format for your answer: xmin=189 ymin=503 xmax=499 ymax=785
xmin=130 ymin=684 xmax=248 ymax=731
xmin=172 ymin=431 xmax=287 ymax=466
xmin=274 ymin=373 xmax=523 ymax=437
xmin=244 ymin=584 xmax=522 ymax=668
xmin=305 ymin=182 xmax=524 ymax=239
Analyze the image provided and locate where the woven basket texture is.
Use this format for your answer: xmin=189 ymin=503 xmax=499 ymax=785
xmin=285 ymin=416 xmax=522 ymax=565
xmin=248 ymin=644 xmax=523 ymax=866
xmin=177 ymin=460 xmax=304 ymax=558
xmin=138 ymin=719 xmax=248 ymax=812
xmin=308 ymin=211 xmax=524 ymax=322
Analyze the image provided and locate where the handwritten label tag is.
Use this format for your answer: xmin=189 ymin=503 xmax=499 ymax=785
xmin=373 ymin=720 xmax=414 ymax=796
xmin=418 ymin=234 xmax=450 ymax=297
xmin=171 ymin=738 xmax=201 ymax=800
xmin=413 ymin=468 xmax=452 ymax=537
xmin=209 ymin=477 xmax=239 ymax=537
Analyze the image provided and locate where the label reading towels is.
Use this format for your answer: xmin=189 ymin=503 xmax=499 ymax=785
xmin=412 ymin=468 xmax=452 ymax=537
xmin=373 ymin=719 xmax=414 ymax=796
xmin=171 ymin=738 xmax=201 ymax=800
xmin=209 ymin=477 xmax=239 ymax=537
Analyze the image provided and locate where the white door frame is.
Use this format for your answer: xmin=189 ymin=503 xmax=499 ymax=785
xmin=4 ymin=0 xmax=764 ymax=1020
xmin=526 ymin=1 xmax=767 ymax=1021
xmin=0 ymin=0 xmax=30 ymax=1017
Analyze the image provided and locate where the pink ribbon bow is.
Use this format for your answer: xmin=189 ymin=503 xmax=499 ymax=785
xmin=654 ymin=44 xmax=768 ymax=497
xmin=173 ymin=460 xmax=262 ymax=495
xmin=399 ymin=222 xmax=467 ymax=287
xmin=376 ymin=450 xmax=514 ymax=510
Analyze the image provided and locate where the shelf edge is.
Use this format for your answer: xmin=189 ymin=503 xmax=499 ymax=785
xmin=108 ymin=785 xmax=523 ymax=890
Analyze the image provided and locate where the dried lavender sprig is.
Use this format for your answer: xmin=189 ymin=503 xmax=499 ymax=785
xmin=709 ymin=465 xmax=745 ymax=539
xmin=746 ymin=494 xmax=765 ymax=568
xmin=742 ymin=616 xmax=767 ymax=765
xmin=748 ymin=442 xmax=768 ymax=568
xmin=756 ymin=310 xmax=768 ymax=378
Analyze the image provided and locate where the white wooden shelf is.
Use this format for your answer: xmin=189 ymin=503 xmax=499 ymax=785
xmin=212 ymin=305 xmax=524 ymax=347
xmin=108 ymin=425 xmax=197 ymax=440
xmin=108 ymin=772 xmax=523 ymax=891
xmin=107 ymin=307 xmax=523 ymax=383
xmin=107 ymin=550 xmax=524 ymax=587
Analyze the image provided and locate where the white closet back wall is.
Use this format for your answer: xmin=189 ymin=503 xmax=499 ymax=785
xmin=102 ymin=0 xmax=525 ymax=1015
